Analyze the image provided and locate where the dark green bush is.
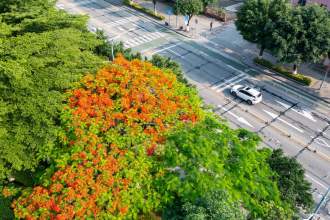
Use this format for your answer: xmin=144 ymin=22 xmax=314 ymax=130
xmin=254 ymin=57 xmax=312 ymax=86
xmin=150 ymin=54 xmax=188 ymax=85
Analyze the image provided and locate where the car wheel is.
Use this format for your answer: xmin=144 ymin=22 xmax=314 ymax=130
xmin=231 ymin=91 xmax=237 ymax=96
xmin=247 ymin=100 xmax=253 ymax=105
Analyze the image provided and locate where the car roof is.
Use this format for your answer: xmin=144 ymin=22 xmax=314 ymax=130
xmin=243 ymin=87 xmax=260 ymax=96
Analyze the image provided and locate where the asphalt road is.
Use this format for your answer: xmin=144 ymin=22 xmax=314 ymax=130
xmin=58 ymin=0 xmax=330 ymax=216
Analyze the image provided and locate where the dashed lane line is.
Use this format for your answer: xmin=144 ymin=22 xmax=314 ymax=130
xmin=263 ymin=109 xmax=304 ymax=133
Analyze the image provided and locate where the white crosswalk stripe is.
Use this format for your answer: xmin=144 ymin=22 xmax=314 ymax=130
xmin=105 ymin=17 xmax=137 ymax=27
xmin=123 ymin=31 xmax=166 ymax=48
xmin=217 ymin=75 xmax=249 ymax=92
xmin=210 ymin=73 xmax=250 ymax=93
xmin=211 ymin=73 xmax=245 ymax=90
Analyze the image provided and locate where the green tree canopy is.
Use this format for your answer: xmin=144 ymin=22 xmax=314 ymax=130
xmin=272 ymin=4 xmax=330 ymax=73
xmin=157 ymin=116 xmax=294 ymax=219
xmin=174 ymin=0 xmax=204 ymax=28
xmin=163 ymin=190 xmax=244 ymax=220
xmin=235 ymin=0 xmax=291 ymax=57
xmin=0 ymin=0 xmax=104 ymax=182
xmin=267 ymin=149 xmax=314 ymax=212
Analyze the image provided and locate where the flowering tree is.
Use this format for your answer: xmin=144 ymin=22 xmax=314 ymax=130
xmin=11 ymin=56 xmax=202 ymax=219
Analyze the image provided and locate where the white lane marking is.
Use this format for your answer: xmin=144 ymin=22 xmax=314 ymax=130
xmin=211 ymin=73 xmax=245 ymax=90
xmin=276 ymin=100 xmax=316 ymax=122
xmin=314 ymin=138 xmax=330 ymax=148
xmin=108 ymin=27 xmax=136 ymax=41
xmin=305 ymin=174 xmax=328 ymax=190
xmin=122 ymin=31 xmax=165 ymax=48
xmin=150 ymin=42 xmax=182 ymax=55
xmin=226 ymin=64 xmax=248 ymax=75
xmin=263 ymin=109 xmax=304 ymax=133
xmin=219 ymin=105 xmax=254 ymax=128
xmin=168 ymin=48 xmax=186 ymax=59
xmin=217 ymin=75 xmax=249 ymax=92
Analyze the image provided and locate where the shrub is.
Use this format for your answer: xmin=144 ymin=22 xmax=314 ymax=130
xmin=254 ymin=57 xmax=312 ymax=86
xmin=150 ymin=54 xmax=189 ymax=85
xmin=124 ymin=1 xmax=165 ymax=20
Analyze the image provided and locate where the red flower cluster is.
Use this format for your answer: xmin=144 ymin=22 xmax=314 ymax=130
xmin=13 ymin=56 xmax=201 ymax=219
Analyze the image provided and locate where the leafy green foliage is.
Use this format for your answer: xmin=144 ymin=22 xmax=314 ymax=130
xmin=94 ymin=30 xmax=142 ymax=60
xmin=0 ymin=0 xmax=104 ymax=182
xmin=156 ymin=116 xmax=293 ymax=219
xmin=150 ymin=54 xmax=188 ymax=85
xmin=174 ymin=0 xmax=204 ymax=25
xmin=272 ymin=4 xmax=330 ymax=67
xmin=201 ymin=0 xmax=216 ymax=8
xmin=163 ymin=190 xmax=244 ymax=220
xmin=267 ymin=149 xmax=314 ymax=212
xmin=235 ymin=0 xmax=290 ymax=56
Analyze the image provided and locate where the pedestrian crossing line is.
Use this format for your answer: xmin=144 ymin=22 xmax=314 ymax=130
xmin=105 ymin=16 xmax=137 ymax=27
xmin=143 ymin=35 xmax=154 ymax=41
xmin=211 ymin=73 xmax=245 ymax=90
xmin=217 ymin=75 xmax=249 ymax=92
xmin=123 ymin=32 xmax=166 ymax=48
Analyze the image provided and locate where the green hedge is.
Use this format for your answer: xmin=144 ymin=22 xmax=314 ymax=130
xmin=124 ymin=0 xmax=165 ymax=21
xmin=254 ymin=57 xmax=312 ymax=86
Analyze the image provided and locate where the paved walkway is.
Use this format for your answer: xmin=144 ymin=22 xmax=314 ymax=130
xmin=133 ymin=0 xmax=330 ymax=104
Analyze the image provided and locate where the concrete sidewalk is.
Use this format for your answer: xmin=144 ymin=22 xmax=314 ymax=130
xmin=134 ymin=0 xmax=225 ymax=38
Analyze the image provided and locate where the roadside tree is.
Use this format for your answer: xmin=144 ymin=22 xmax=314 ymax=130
xmin=174 ymin=0 xmax=204 ymax=31
xmin=267 ymin=149 xmax=314 ymax=212
xmin=235 ymin=0 xmax=290 ymax=57
xmin=0 ymin=0 xmax=104 ymax=183
xmin=271 ymin=4 xmax=330 ymax=74
xmin=201 ymin=0 xmax=216 ymax=8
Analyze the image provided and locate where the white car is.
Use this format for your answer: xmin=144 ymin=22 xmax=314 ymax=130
xmin=230 ymin=85 xmax=262 ymax=105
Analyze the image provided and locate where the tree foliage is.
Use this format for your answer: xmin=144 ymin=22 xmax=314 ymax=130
xmin=0 ymin=0 xmax=105 ymax=182
xmin=267 ymin=149 xmax=314 ymax=212
xmin=236 ymin=0 xmax=290 ymax=56
xmin=271 ymin=4 xmax=330 ymax=72
xmin=1 ymin=1 xmax=313 ymax=219
xmin=157 ymin=117 xmax=293 ymax=219
xmin=163 ymin=190 xmax=244 ymax=220
xmin=174 ymin=0 xmax=204 ymax=26
xmin=12 ymin=56 xmax=202 ymax=219
xmin=94 ymin=30 xmax=142 ymax=61
xmin=150 ymin=54 xmax=188 ymax=85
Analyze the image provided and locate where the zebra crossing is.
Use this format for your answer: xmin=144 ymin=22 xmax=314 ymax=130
xmin=105 ymin=16 xmax=137 ymax=27
xmin=210 ymin=72 xmax=250 ymax=93
xmin=123 ymin=31 xmax=166 ymax=48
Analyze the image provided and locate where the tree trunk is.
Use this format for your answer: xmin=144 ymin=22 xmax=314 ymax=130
xmin=293 ymin=64 xmax=298 ymax=74
xmin=187 ymin=15 xmax=192 ymax=32
xmin=153 ymin=0 xmax=157 ymax=15
xmin=259 ymin=45 xmax=265 ymax=57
